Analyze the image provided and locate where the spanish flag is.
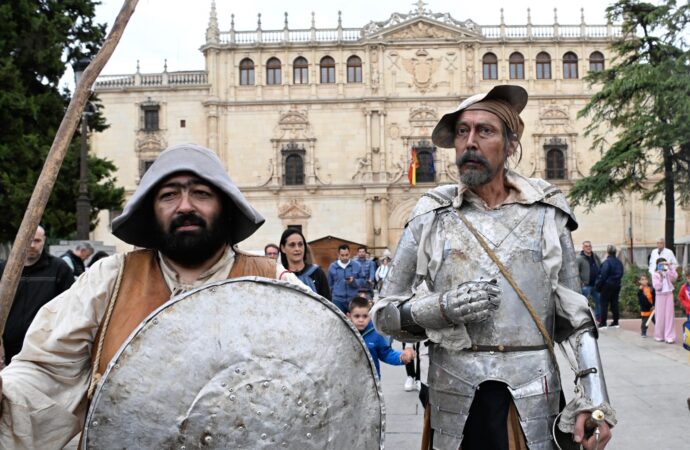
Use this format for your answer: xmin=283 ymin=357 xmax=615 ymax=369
xmin=408 ymin=147 xmax=419 ymax=185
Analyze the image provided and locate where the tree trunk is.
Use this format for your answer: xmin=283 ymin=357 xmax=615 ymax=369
xmin=663 ymin=147 xmax=675 ymax=250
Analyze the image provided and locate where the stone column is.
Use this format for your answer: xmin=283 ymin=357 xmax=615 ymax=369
xmin=365 ymin=196 xmax=374 ymax=248
xmin=380 ymin=196 xmax=389 ymax=251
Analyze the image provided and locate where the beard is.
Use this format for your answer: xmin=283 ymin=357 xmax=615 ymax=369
xmin=156 ymin=211 xmax=230 ymax=267
xmin=456 ymin=151 xmax=498 ymax=187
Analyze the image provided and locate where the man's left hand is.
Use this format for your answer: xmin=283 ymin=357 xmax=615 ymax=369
xmin=574 ymin=411 xmax=612 ymax=449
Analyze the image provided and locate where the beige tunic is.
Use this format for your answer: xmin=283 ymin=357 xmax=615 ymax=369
xmin=0 ymin=246 xmax=298 ymax=449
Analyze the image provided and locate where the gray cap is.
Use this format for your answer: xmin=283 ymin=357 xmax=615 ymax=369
xmin=112 ymin=144 xmax=265 ymax=248
xmin=431 ymin=85 xmax=528 ymax=148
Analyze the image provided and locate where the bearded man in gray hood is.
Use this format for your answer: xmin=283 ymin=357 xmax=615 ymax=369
xmin=0 ymin=144 xmax=297 ymax=449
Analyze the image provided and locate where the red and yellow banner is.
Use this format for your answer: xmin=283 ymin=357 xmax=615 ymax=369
xmin=408 ymin=147 xmax=419 ymax=185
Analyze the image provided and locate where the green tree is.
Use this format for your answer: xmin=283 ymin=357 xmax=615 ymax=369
xmin=570 ymin=0 xmax=690 ymax=249
xmin=0 ymin=0 xmax=124 ymax=242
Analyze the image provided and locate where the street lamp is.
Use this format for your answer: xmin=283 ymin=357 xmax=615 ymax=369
xmin=72 ymin=57 xmax=92 ymax=240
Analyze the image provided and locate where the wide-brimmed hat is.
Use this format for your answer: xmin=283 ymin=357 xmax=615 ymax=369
xmin=112 ymin=144 xmax=265 ymax=248
xmin=432 ymin=85 xmax=528 ymax=148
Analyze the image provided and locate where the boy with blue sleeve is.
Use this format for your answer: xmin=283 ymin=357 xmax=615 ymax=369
xmin=347 ymin=296 xmax=415 ymax=378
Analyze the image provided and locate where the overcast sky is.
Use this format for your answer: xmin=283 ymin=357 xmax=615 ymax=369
xmin=87 ymin=0 xmax=617 ymax=79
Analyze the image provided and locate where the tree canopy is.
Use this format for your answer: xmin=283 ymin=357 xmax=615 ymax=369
xmin=570 ymin=0 xmax=690 ymax=248
xmin=0 ymin=0 xmax=124 ymax=242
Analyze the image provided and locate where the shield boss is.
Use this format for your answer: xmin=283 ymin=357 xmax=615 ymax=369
xmin=83 ymin=278 xmax=384 ymax=449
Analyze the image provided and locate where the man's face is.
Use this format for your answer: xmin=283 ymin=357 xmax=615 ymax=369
xmin=77 ymin=248 xmax=94 ymax=261
xmin=357 ymin=248 xmax=367 ymax=259
xmin=153 ymin=174 xmax=227 ymax=267
xmin=26 ymin=227 xmax=46 ymax=266
xmin=338 ymin=249 xmax=350 ymax=264
xmin=454 ymin=110 xmax=515 ymax=188
xmin=657 ymin=240 xmax=665 ymax=251
xmin=348 ymin=306 xmax=371 ymax=331
xmin=582 ymin=242 xmax=592 ymax=255
xmin=265 ymin=246 xmax=279 ymax=259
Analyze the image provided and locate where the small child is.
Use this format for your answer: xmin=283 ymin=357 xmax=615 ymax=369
xmin=347 ymin=296 xmax=415 ymax=378
xmin=679 ymin=272 xmax=690 ymax=323
xmin=637 ymin=274 xmax=655 ymax=337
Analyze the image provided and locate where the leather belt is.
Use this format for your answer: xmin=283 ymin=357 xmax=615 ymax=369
xmin=468 ymin=344 xmax=549 ymax=353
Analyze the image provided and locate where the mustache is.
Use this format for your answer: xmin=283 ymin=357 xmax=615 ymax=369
xmin=170 ymin=213 xmax=207 ymax=232
xmin=456 ymin=152 xmax=490 ymax=169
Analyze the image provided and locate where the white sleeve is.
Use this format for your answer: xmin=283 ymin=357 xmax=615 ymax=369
xmin=0 ymin=254 xmax=122 ymax=449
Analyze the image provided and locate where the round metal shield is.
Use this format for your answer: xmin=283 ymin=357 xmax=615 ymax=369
xmin=83 ymin=278 xmax=384 ymax=449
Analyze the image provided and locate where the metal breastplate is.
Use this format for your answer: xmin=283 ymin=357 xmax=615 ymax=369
xmin=428 ymin=203 xmax=559 ymax=450
xmin=434 ymin=202 xmax=554 ymax=346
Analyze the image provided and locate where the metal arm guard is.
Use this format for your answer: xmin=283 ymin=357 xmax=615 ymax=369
xmin=566 ymin=327 xmax=610 ymax=406
xmin=376 ymin=300 xmax=427 ymax=341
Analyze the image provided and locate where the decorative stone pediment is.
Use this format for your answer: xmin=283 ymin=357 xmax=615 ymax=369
xmin=136 ymin=130 xmax=167 ymax=154
xmin=273 ymin=108 xmax=315 ymax=141
xmin=409 ymin=104 xmax=438 ymax=124
xmin=278 ymin=198 xmax=312 ymax=219
xmin=362 ymin=4 xmax=480 ymax=41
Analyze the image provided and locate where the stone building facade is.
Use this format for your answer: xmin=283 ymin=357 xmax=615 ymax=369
xmin=91 ymin=1 xmax=689 ymax=263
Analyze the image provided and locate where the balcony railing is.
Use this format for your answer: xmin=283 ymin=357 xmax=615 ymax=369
xmin=95 ymin=71 xmax=208 ymax=90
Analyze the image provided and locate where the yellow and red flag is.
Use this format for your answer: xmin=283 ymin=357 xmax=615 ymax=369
xmin=408 ymin=147 xmax=419 ymax=185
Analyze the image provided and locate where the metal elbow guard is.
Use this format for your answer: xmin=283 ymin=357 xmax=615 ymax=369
xmin=571 ymin=328 xmax=610 ymax=406
xmin=377 ymin=302 xmax=426 ymax=341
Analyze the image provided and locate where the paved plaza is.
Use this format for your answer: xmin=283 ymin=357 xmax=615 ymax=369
xmin=380 ymin=318 xmax=690 ymax=450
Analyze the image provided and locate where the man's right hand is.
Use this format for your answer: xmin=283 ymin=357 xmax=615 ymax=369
xmin=442 ymin=279 xmax=501 ymax=325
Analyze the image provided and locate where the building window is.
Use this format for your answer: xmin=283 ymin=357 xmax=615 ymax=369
xmin=141 ymin=105 xmax=159 ymax=131
xmin=563 ymin=52 xmax=579 ymax=79
xmin=589 ymin=51 xmax=605 ymax=72
xmin=346 ymin=55 xmax=362 ymax=83
xmin=509 ymin=52 xmax=524 ymax=79
xmin=266 ymin=57 xmax=282 ymax=85
xmin=415 ymin=142 xmax=436 ymax=183
xmin=180 ymin=119 xmax=186 ymax=128
xmin=293 ymin=57 xmax=309 ymax=84
xmin=239 ymin=58 xmax=255 ymax=85
xmin=320 ymin=56 xmax=335 ymax=83
xmin=282 ymin=142 xmax=306 ymax=185
xmin=536 ymin=52 xmax=552 ymax=79
xmin=546 ymin=148 xmax=566 ymax=180
xmin=482 ymin=53 xmax=498 ymax=80
xmin=139 ymin=159 xmax=155 ymax=178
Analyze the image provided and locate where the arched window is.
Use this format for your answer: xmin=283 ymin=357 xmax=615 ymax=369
xmin=347 ymin=55 xmax=362 ymax=83
xmin=239 ymin=58 xmax=255 ymax=85
xmin=320 ymin=56 xmax=335 ymax=83
xmin=414 ymin=142 xmax=436 ymax=183
xmin=536 ymin=52 xmax=551 ymax=79
xmin=284 ymin=154 xmax=304 ymax=185
xmin=509 ymin=52 xmax=524 ymax=79
xmin=546 ymin=148 xmax=566 ymax=179
xmin=266 ymin=57 xmax=282 ymax=85
xmin=589 ymin=51 xmax=605 ymax=72
xmin=293 ymin=57 xmax=309 ymax=84
xmin=482 ymin=53 xmax=498 ymax=80
xmin=563 ymin=52 xmax=578 ymax=79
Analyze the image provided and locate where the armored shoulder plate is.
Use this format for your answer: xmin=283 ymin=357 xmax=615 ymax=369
xmin=407 ymin=184 xmax=458 ymax=224
xmin=531 ymin=179 xmax=578 ymax=231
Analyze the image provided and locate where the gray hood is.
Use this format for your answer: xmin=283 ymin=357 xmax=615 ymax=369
xmin=112 ymin=143 xmax=265 ymax=247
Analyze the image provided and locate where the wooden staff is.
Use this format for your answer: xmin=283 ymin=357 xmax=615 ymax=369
xmin=0 ymin=0 xmax=139 ymax=336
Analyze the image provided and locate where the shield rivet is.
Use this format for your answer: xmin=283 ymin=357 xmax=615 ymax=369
xmin=229 ymin=388 xmax=234 ymax=393
xmin=297 ymin=399 xmax=303 ymax=406
xmin=181 ymin=446 xmax=186 ymax=450
xmin=241 ymin=370 xmax=246 ymax=375
xmin=92 ymin=421 xmax=98 ymax=427
xmin=262 ymin=381 xmax=269 ymax=388
xmin=256 ymin=411 xmax=262 ymax=416
xmin=114 ymin=364 xmax=120 ymax=369
xmin=305 ymin=413 xmax=310 ymax=419
xmin=229 ymin=395 xmax=236 ymax=402
xmin=238 ymin=425 xmax=245 ymax=431
xmin=306 ymin=433 xmax=312 ymax=439
xmin=221 ymin=382 xmax=227 ymax=387
xmin=153 ymin=318 xmax=159 ymax=325
xmin=235 ymin=368 xmax=241 ymax=374
xmin=261 ymin=433 xmax=267 ymax=440
xmin=282 ymin=442 xmax=288 ymax=447
xmin=204 ymin=436 xmax=213 ymax=444
xmin=282 ymin=386 xmax=287 ymax=391
xmin=246 ymin=384 xmax=253 ymax=391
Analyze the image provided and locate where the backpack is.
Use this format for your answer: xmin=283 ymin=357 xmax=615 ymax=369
xmin=683 ymin=320 xmax=690 ymax=351
xmin=296 ymin=264 xmax=318 ymax=293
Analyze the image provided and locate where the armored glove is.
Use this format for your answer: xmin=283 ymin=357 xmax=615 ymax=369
xmin=407 ymin=279 xmax=502 ymax=330
xmin=441 ymin=279 xmax=501 ymax=324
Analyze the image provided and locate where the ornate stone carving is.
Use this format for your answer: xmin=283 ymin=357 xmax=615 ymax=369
xmin=386 ymin=21 xmax=456 ymax=39
xmin=401 ymin=49 xmax=440 ymax=93
xmin=408 ymin=104 xmax=438 ymax=136
xmin=369 ymin=45 xmax=381 ymax=91
xmin=444 ymin=51 xmax=458 ymax=71
xmin=273 ymin=108 xmax=315 ymax=141
xmin=278 ymin=198 xmax=312 ymax=219
xmin=362 ymin=7 xmax=479 ymax=37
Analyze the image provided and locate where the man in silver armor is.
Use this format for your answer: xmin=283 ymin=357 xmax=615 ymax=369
xmin=372 ymin=85 xmax=615 ymax=450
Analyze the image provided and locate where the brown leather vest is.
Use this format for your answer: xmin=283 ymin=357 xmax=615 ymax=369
xmin=91 ymin=249 xmax=276 ymax=381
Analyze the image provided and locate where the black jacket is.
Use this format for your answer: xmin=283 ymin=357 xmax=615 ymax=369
xmin=61 ymin=250 xmax=86 ymax=277
xmin=1 ymin=251 xmax=74 ymax=364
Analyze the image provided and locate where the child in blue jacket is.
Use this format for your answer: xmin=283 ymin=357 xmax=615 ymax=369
xmin=347 ymin=296 xmax=415 ymax=378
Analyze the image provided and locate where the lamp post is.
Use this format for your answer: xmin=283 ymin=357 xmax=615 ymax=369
xmin=72 ymin=57 xmax=92 ymax=240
